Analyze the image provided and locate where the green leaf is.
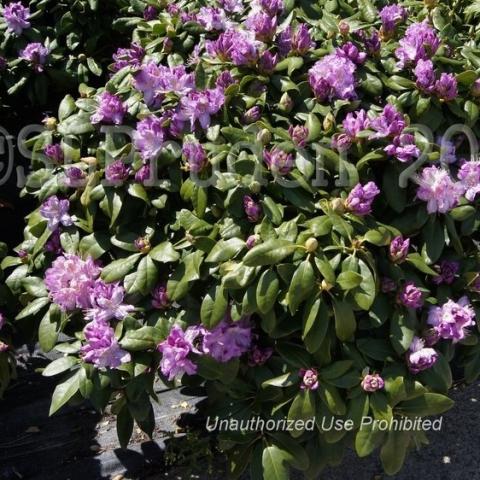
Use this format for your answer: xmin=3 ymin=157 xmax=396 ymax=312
xmin=39 ymin=305 xmax=62 ymax=352
xmin=262 ymin=445 xmax=290 ymax=480
xmin=332 ymin=298 xmax=356 ymax=342
xmin=43 ymin=357 xmax=78 ymax=377
xmin=120 ymin=326 xmax=162 ymax=351
xmin=397 ymin=393 xmax=454 ymax=416
xmin=16 ymin=297 xmax=50 ymax=320
xmin=302 ymin=296 xmax=329 ymax=353
xmin=243 ymin=239 xmax=296 ymax=267
xmin=149 ymin=241 xmax=180 ymax=263
xmin=336 ymin=271 xmax=363 ymax=291
xmin=101 ymin=254 xmax=142 ymax=283
xmin=49 ymin=370 xmax=81 ymax=415
xmin=128 ymin=256 xmax=158 ymax=296
xmin=256 ymin=269 xmax=280 ymax=314
xmin=21 ymin=276 xmax=48 ymax=298
xmin=117 ymin=406 xmax=134 ymax=449
xmin=288 ymin=391 xmax=316 ymax=437
xmin=390 ymin=310 xmax=415 ymax=355
xmin=79 ymin=232 xmax=110 ymax=259
xmin=380 ymin=431 xmax=410 ymax=476
xmin=58 ymin=95 xmax=76 ymax=121
xmin=406 ymin=253 xmax=438 ymax=276
xmin=355 ymin=423 xmax=385 ymax=457
xmin=201 ymin=285 xmax=229 ymax=329
xmin=206 ymin=238 xmax=245 ymax=263
xmin=422 ymin=216 xmax=445 ymax=264
xmin=287 ymin=260 xmax=316 ymax=314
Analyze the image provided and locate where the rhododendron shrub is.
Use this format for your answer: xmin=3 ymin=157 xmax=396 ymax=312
xmin=4 ymin=0 xmax=480 ymax=477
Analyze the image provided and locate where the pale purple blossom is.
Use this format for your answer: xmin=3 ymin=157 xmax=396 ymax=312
xmin=112 ymin=43 xmax=145 ymax=72
xmin=332 ymin=109 xmax=369 ymax=151
xmin=91 ymin=92 xmax=125 ymax=125
xmin=414 ymin=59 xmax=435 ymax=92
xmin=369 ymin=104 xmax=406 ymax=139
xmin=433 ymin=260 xmax=459 ymax=285
xmin=105 ymin=159 xmax=129 ymax=183
xmin=20 ymin=43 xmax=49 ymax=72
xmin=216 ymin=71 xmax=236 ymax=89
xmin=361 ymin=373 xmax=385 ymax=392
xmin=438 ymin=137 xmax=457 ymax=164
xmin=278 ymin=24 xmax=314 ymax=56
xmin=44 ymin=144 xmax=64 ymax=164
xmin=0 ymin=342 xmax=9 ymax=352
xmin=398 ymin=282 xmax=424 ymax=309
xmin=242 ymin=106 xmax=262 ymax=124
xmin=395 ymin=21 xmax=440 ymax=68
xmin=64 ymin=167 xmax=86 ymax=188
xmin=435 ymin=73 xmax=458 ymax=101
xmin=379 ymin=5 xmax=407 ymax=34
xmin=45 ymin=229 xmax=62 ymax=255
xmin=299 ymin=368 xmax=319 ymax=390
xmin=40 ymin=196 xmax=73 ymax=231
xmin=258 ymin=50 xmax=278 ymax=74
xmin=289 ymin=125 xmax=309 ymax=148
xmin=197 ymin=7 xmax=229 ymax=31
xmin=207 ymin=29 xmax=260 ymax=66
xmin=44 ymin=254 xmax=101 ymax=310
xmin=407 ymin=336 xmax=438 ymax=374
xmin=253 ymin=0 xmax=283 ymax=15
xmin=246 ymin=11 xmax=277 ymax=41
xmin=263 ymin=147 xmax=294 ymax=175
xmin=246 ymin=235 xmax=259 ymax=249
xmin=82 ymin=321 xmax=131 ymax=369
xmin=183 ymin=141 xmax=208 ymax=173
xmin=86 ymin=281 xmax=134 ymax=323
xmin=458 ymin=160 xmax=480 ymax=201
xmin=218 ymin=0 xmax=243 ymax=13
xmin=389 ymin=236 xmax=410 ymax=263
xmin=133 ymin=116 xmax=165 ymax=160
xmin=416 ymin=165 xmax=464 ymax=213
xmin=308 ymin=53 xmax=357 ymax=101
xmin=143 ymin=5 xmax=157 ymax=20
xmin=179 ymin=88 xmax=225 ymax=130
xmin=3 ymin=2 xmax=30 ymax=35
xmin=338 ymin=42 xmax=367 ymax=65
xmin=345 ymin=182 xmax=380 ymax=216
xmin=135 ymin=163 xmax=151 ymax=184
xmin=428 ymin=297 xmax=476 ymax=342
xmin=134 ymin=62 xmax=164 ymax=107
xmin=158 ymin=325 xmax=203 ymax=380
xmin=384 ymin=133 xmax=420 ymax=163
xmin=202 ymin=319 xmax=252 ymax=363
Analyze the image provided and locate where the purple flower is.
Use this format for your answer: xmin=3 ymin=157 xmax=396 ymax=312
xmin=369 ymin=104 xmax=406 ymax=139
xmin=64 ymin=167 xmax=85 ymax=188
xmin=398 ymin=282 xmax=424 ymax=309
xmin=308 ymin=53 xmax=357 ymax=101
xmin=253 ymin=0 xmax=283 ymax=15
xmin=218 ymin=0 xmax=243 ymax=13
xmin=258 ymin=51 xmax=278 ymax=74
xmin=133 ymin=116 xmax=165 ymax=160
xmin=158 ymin=65 xmax=195 ymax=95
xmin=0 ymin=342 xmax=9 ymax=352
xmin=134 ymin=62 xmax=164 ymax=107
xmin=143 ymin=5 xmax=157 ymax=20
xmin=3 ymin=2 xmax=30 ymax=35
xmin=414 ymin=59 xmax=435 ymax=92
xmin=435 ymin=73 xmax=457 ymax=101
xmin=179 ymin=88 xmax=225 ymax=130
xmin=243 ymin=195 xmax=262 ymax=223
xmin=45 ymin=229 xmax=62 ymax=255
xmin=263 ymin=147 xmax=294 ymax=175
xmin=416 ymin=166 xmax=464 ymax=213
xmin=248 ymin=345 xmax=273 ymax=367
xmin=407 ymin=336 xmax=438 ymax=374
xmin=433 ymin=260 xmax=459 ymax=285
xmin=0 ymin=313 xmax=5 ymax=330
xmin=40 ymin=196 xmax=73 ymax=231
xmin=438 ymin=137 xmax=457 ymax=164
xmin=216 ymin=70 xmax=236 ymax=89
xmin=20 ymin=43 xmax=49 ymax=72
xmin=289 ymin=125 xmax=309 ymax=148
xmin=86 ymin=281 xmax=134 ymax=323
xmin=202 ymin=319 xmax=252 ymax=363
xmin=363 ymin=30 xmax=381 ymax=55
xmin=135 ymin=164 xmax=151 ymax=184
xmin=361 ymin=373 xmax=385 ymax=392
xmin=379 ymin=5 xmax=407 ymax=35
xmin=246 ymin=235 xmax=259 ymax=249
xmin=381 ymin=277 xmax=396 ymax=293
xmin=384 ymin=133 xmax=420 ymax=163
xmin=91 ymin=92 xmax=125 ymax=125
xmin=428 ymin=297 xmax=476 ymax=342
xmin=197 ymin=7 xmax=228 ymax=31
xmin=158 ymin=325 xmax=203 ymax=380
xmin=395 ymin=21 xmax=440 ymax=68
xmin=152 ymin=284 xmax=170 ymax=310
xmin=278 ymin=24 xmax=315 ymax=56
xmin=82 ymin=321 xmax=131 ymax=369
xmin=105 ymin=159 xmax=129 ymax=183
xmin=246 ymin=11 xmax=277 ymax=41
xmin=44 ymin=144 xmax=64 ymax=164
xmin=299 ymin=368 xmax=319 ymax=390
xmin=389 ymin=236 xmax=410 ymax=263
xmin=458 ymin=160 xmax=480 ymax=201
xmin=333 ymin=109 xmax=369 ymax=151
xmin=243 ymin=106 xmax=262 ymax=124
xmin=345 ymin=182 xmax=380 ymax=216
xmin=338 ymin=42 xmax=367 ymax=65
xmin=112 ymin=43 xmax=145 ymax=72
xmin=207 ymin=29 xmax=260 ymax=66
xmin=44 ymin=254 xmax=101 ymax=310
xmin=183 ymin=142 xmax=208 ymax=173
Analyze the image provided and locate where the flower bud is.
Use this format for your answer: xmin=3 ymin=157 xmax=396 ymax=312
xmin=323 ymin=112 xmax=335 ymax=132
xmin=331 ymin=198 xmax=345 ymax=214
xmin=321 ymin=279 xmax=333 ymax=291
xmin=278 ymin=92 xmax=294 ymax=113
xmin=256 ymin=128 xmax=272 ymax=145
xmin=42 ymin=116 xmax=58 ymax=131
xmin=211 ymin=205 xmax=223 ymax=218
xmin=305 ymin=237 xmax=318 ymax=253
xmin=249 ymin=181 xmax=262 ymax=194
xmin=339 ymin=21 xmax=350 ymax=36
xmin=81 ymin=156 xmax=97 ymax=166
xmin=135 ymin=236 xmax=151 ymax=254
